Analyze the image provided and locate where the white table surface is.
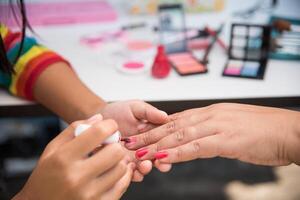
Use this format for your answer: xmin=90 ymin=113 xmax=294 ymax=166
xmin=1 ymin=0 xmax=300 ymax=107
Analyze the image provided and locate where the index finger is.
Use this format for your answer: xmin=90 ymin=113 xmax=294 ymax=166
xmin=125 ymin=112 xmax=209 ymax=150
xmin=155 ymin=135 xmax=222 ymax=164
xmin=124 ymin=120 xmax=178 ymax=150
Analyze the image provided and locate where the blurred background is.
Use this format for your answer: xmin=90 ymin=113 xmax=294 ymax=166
xmin=1 ymin=0 xmax=300 ymax=199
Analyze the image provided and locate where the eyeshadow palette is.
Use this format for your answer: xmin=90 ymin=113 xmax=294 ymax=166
xmin=168 ymin=52 xmax=207 ymax=75
xmin=223 ymin=23 xmax=271 ymax=79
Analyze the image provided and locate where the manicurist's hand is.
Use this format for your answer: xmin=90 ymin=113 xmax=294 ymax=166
xmin=13 ymin=115 xmax=131 ymax=200
xmin=127 ymin=103 xmax=300 ymax=166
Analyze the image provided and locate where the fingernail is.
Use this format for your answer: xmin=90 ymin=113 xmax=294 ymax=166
xmin=160 ymin=111 xmax=168 ymax=117
xmin=135 ymin=148 xmax=148 ymax=159
xmin=121 ymin=138 xmax=131 ymax=143
xmin=155 ymin=151 xmax=168 ymax=159
xmin=124 ymin=137 xmax=136 ymax=146
xmin=87 ymin=114 xmax=103 ymax=124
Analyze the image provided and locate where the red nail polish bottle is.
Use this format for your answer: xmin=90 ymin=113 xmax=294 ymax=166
xmin=151 ymin=45 xmax=171 ymax=78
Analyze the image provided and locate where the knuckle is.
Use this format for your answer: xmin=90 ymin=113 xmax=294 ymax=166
xmin=174 ymin=129 xmax=185 ymax=142
xmin=142 ymin=131 xmax=152 ymax=145
xmin=174 ymin=127 xmax=195 ymax=143
xmin=166 ymin=121 xmax=176 ymax=134
xmin=169 ymin=113 xmax=179 ymax=121
xmin=192 ymin=141 xmax=201 ymax=154
xmin=175 ymin=148 xmax=183 ymax=160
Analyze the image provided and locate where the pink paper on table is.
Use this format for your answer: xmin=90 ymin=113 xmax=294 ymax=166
xmin=0 ymin=0 xmax=118 ymax=27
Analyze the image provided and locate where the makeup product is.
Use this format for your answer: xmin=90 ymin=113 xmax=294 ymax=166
xmin=204 ymin=25 xmax=227 ymax=51
xmin=116 ymin=60 xmax=149 ymax=75
xmin=116 ymin=39 xmax=155 ymax=75
xmin=273 ymin=19 xmax=300 ymax=33
xmin=223 ymin=23 xmax=271 ymax=79
xmin=152 ymin=45 xmax=171 ymax=78
xmin=80 ymin=30 xmax=125 ymax=47
xmin=270 ymin=16 xmax=300 ymax=60
xmin=158 ymin=4 xmax=207 ymax=76
xmin=121 ymin=22 xmax=147 ymax=30
xmin=75 ymin=124 xmax=120 ymax=145
xmin=202 ymin=24 xmax=225 ymax=64
xmin=154 ymin=26 xmax=208 ymax=41
xmin=1 ymin=0 xmax=117 ymax=27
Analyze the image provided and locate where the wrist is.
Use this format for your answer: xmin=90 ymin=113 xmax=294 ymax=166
xmin=287 ymin=112 xmax=300 ymax=165
xmin=79 ymin=100 xmax=107 ymax=120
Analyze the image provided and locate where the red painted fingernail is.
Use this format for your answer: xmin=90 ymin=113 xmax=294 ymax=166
xmin=135 ymin=148 xmax=148 ymax=158
xmin=124 ymin=137 xmax=136 ymax=146
xmin=155 ymin=151 xmax=168 ymax=159
xmin=121 ymin=138 xmax=131 ymax=143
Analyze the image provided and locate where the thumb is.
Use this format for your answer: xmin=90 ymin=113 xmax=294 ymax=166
xmin=44 ymin=114 xmax=103 ymax=154
xmin=131 ymin=102 xmax=168 ymax=125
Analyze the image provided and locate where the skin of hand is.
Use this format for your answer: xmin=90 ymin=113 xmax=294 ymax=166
xmin=127 ymin=103 xmax=300 ymax=166
xmin=13 ymin=116 xmax=131 ymax=200
xmin=99 ymin=100 xmax=169 ymax=137
xmin=100 ymin=100 xmax=172 ymax=178
xmin=33 ymin=63 xmax=171 ymax=179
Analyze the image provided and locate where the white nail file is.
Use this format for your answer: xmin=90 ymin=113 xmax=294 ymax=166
xmin=75 ymin=124 xmax=121 ymax=144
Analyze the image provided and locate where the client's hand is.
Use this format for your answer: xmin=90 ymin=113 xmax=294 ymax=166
xmin=126 ymin=103 xmax=300 ymax=166
xmin=100 ymin=100 xmax=168 ymax=137
xmin=13 ymin=116 xmax=131 ymax=200
xmin=100 ymin=100 xmax=172 ymax=177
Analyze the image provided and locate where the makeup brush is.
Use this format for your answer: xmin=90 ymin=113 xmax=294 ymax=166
xmin=202 ymin=24 xmax=224 ymax=64
xmin=204 ymin=26 xmax=227 ymax=51
xmin=273 ymin=19 xmax=300 ymax=33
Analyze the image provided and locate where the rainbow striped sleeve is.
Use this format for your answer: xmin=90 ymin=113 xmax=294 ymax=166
xmin=0 ymin=24 xmax=71 ymax=100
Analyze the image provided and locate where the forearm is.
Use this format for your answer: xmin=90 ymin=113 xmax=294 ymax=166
xmin=33 ymin=62 xmax=106 ymax=123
